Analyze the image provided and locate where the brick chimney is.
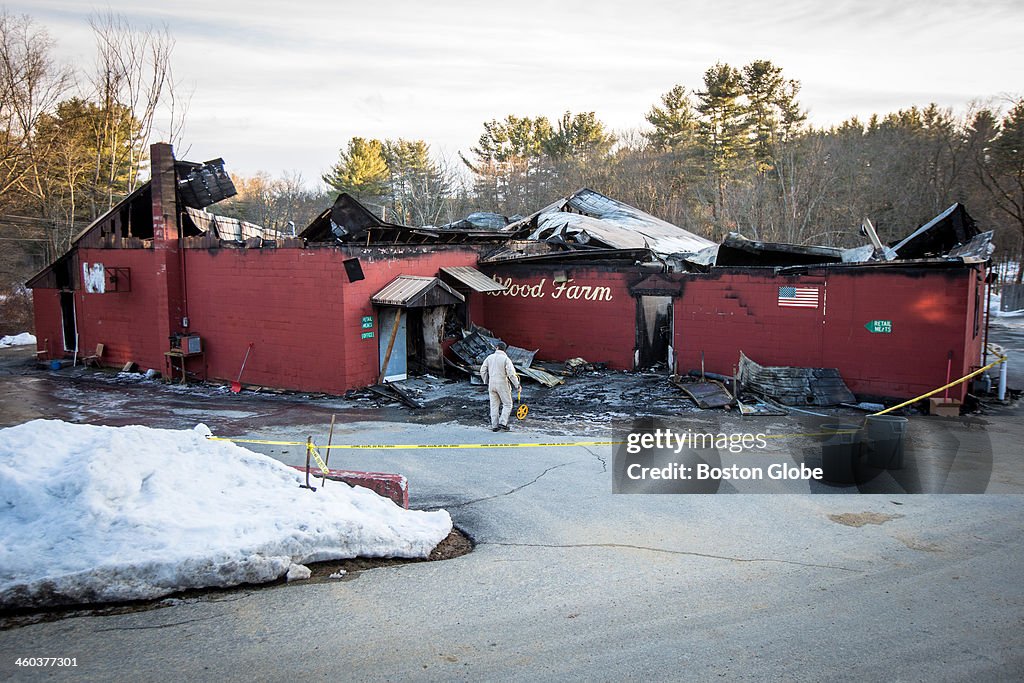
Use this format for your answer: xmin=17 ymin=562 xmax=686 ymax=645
xmin=150 ymin=142 xmax=183 ymax=350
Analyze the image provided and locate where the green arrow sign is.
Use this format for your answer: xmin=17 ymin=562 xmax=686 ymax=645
xmin=864 ymin=320 xmax=892 ymax=334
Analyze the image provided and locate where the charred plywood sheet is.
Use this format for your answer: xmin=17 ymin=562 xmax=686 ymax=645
xmin=737 ymin=351 xmax=855 ymax=406
xmin=451 ymin=329 xmax=536 ymax=368
xmin=891 ymin=203 xmax=979 ymax=259
xmin=302 ymin=193 xmax=396 ymax=242
xmin=670 ymin=376 xmax=734 ymax=409
xmin=715 ymin=233 xmax=845 ymax=267
xmin=946 ymin=230 xmax=995 ymax=263
xmin=176 ymin=159 xmax=237 ymax=209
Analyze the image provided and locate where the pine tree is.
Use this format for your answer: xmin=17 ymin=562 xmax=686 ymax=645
xmin=462 ymin=115 xmax=554 ymax=213
xmin=322 ymin=137 xmax=389 ymax=201
xmin=543 ymin=111 xmax=615 ymax=161
xmin=645 ymin=85 xmax=698 ymax=152
xmin=742 ymin=60 xmax=806 ymax=171
xmin=382 ymin=139 xmax=453 ymax=225
xmin=695 ymin=62 xmax=750 ymax=226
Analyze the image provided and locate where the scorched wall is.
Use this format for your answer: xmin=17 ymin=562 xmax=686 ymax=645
xmin=674 ymin=266 xmax=985 ymax=400
xmin=182 ymin=245 xmax=483 ymax=392
xmin=480 ymin=264 xmax=637 ymax=369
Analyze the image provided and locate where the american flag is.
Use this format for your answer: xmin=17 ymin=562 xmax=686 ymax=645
xmin=778 ymin=286 xmax=819 ymax=308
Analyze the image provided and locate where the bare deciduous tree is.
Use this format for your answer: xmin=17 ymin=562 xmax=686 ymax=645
xmin=88 ymin=12 xmax=178 ymax=213
xmin=0 ymin=11 xmax=71 ymax=205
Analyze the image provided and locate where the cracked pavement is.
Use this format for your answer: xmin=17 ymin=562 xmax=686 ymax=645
xmin=1 ymin=347 xmax=1023 ymax=680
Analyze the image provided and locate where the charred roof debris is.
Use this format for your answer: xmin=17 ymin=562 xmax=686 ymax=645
xmin=301 ymin=193 xmax=506 ymax=246
xmin=736 ymin=352 xmax=857 ymax=408
xmin=470 ymin=188 xmax=991 ymax=279
xmin=175 ymin=158 xmax=237 ymax=209
xmin=450 ymin=329 xmax=565 ymax=388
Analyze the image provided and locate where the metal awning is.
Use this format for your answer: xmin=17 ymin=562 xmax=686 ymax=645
xmin=439 ymin=266 xmax=507 ymax=293
xmin=371 ymin=275 xmax=465 ymax=308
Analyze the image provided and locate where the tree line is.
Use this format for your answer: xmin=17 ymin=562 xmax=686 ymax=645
xmin=326 ymin=60 xmax=1023 ymax=272
xmin=2 ymin=8 xmax=1022 ymax=292
xmin=0 ymin=11 xmax=185 ymax=266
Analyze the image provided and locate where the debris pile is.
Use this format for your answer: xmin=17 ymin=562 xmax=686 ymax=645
xmin=670 ymin=374 xmax=734 ymax=409
xmin=449 ymin=328 xmax=564 ymax=387
xmin=562 ymin=358 xmax=607 ymax=376
xmin=737 ymin=351 xmax=855 ymax=407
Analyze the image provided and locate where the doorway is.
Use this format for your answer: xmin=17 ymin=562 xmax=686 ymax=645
xmin=379 ymin=305 xmax=452 ymax=381
xmin=377 ymin=307 xmax=407 ymax=382
xmin=60 ymin=291 xmax=77 ymax=352
xmin=636 ymin=295 xmax=673 ymax=370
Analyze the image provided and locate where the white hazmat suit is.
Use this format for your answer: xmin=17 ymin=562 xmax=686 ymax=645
xmin=480 ymin=348 xmax=521 ymax=430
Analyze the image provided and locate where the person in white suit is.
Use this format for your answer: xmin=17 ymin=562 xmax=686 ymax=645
xmin=480 ymin=342 xmax=520 ymax=431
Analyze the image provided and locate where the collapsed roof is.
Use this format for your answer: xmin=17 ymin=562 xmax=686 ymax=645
xmin=503 ymin=188 xmax=715 ymax=257
xmin=301 ymin=194 xmax=507 ymax=245
xmin=182 ymin=207 xmax=280 ymax=242
xmin=175 ymin=158 xmax=237 ymax=209
xmin=890 ymin=203 xmax=981 ymax=259
xmin=690 ymin=203 xmax=992 ymax=270
xmin=441 ymin=212 xmax=522 ymax=231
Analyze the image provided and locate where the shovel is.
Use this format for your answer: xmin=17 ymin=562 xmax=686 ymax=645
xmin=516 ymin=386 xmax=529 ymax=420
xmin=231 ymin=343 xmax=254 ymax=393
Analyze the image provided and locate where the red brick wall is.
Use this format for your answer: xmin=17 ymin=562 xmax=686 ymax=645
xmin=182 ymin=246 xmax=483 ymax=392
xmin=674 ymin=266 xmax=982 ymax=400
xmin=34 ymin=244 xmax=484 ymax=392
xmin=74 ymin=249 xmax=166 ymax=370
xmin=479 ymin=265 xmax=637 ymax=369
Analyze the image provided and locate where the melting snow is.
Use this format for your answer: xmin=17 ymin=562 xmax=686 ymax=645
xmin=0 ymin=332 xmax=35 ymax=347
xmin=0 ymin=420 xmax=451 ymax=608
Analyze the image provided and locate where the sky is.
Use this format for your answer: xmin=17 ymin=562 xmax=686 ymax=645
xmin=11 ymin=0 xmax=1024 ymax=187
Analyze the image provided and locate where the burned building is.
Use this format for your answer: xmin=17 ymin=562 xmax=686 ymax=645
xmin=27 ymin=144 xmax=507 ymax=393
xmin=27 ymin=145 xmax=995 ymax=403
xmin=476 ymin=189 xmax=992 ymax=402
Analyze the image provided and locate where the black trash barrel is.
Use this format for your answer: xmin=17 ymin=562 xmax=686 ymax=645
xmin=864 ymin=415 xmax=908 ymax=470
xmin=820 ymin=423 xmax=862 ymax=485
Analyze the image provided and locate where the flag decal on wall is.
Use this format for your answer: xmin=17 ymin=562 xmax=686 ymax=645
xmin=778 ymin=286 xmax=819 ymax=308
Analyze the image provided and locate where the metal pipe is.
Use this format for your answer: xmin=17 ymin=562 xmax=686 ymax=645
xmin=983 ymin=269 xmax=994 ymax=366
xmin=999 ymin=359 xmax=1008 ymax=401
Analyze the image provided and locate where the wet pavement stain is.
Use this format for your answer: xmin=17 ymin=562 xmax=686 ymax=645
xmin=828 ymin=512 xmax=905 ymax=527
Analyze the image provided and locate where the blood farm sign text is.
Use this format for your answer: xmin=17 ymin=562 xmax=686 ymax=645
xmin=488 ymin=277 xmax=613 ymax=302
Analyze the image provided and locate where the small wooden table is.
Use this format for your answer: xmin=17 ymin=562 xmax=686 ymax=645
xmin=164 ymin=350 xmax=206 ymax=384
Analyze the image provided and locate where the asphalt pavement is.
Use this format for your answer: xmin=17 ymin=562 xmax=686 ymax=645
xmin=1 ymin=341 xmax=1023 ymax=681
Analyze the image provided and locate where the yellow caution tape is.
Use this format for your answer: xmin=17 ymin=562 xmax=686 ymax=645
xmin=872 ymin=348 xmax=1007 ymax=416
xmin=306 ymin=442 xmax=330 ymax=475
xmin=206 ymin=435 xmax=621 ymax=450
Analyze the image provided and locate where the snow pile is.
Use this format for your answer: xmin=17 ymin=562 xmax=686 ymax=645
xmin=0 ymin=332 xmax=36 ymax=347
xmin=0 ymin=420 xmax=452 ymax=608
